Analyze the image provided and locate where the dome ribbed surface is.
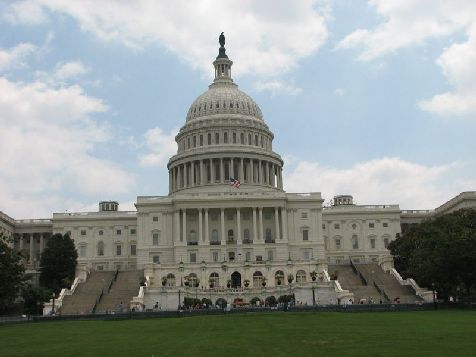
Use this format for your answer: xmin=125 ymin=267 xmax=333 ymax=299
xmin=186 ymin=83 xmax=263 ymax=122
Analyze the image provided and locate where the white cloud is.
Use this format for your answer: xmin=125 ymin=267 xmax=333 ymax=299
xmin=254 ymin=80 xmax=302 ymax=96
xmin=419 ymin=26 xmax=476 ymax=116
xmin=5 ymin=0 xmax=329 ymax=78
xmin=337 ymin=0 xmax=476 ymax=116
xmin=284 ymin=157 xmax=471 ymax=209
xmin=0 ymin=43 xmax=37 ymax=72
xmin=0 ymin=76 xmax=135 ymax=218
xmin=3 ymin=0 xmax=48 ymax=25
xmin=333 ymin=88 xmax=345 ymax=96
xmin=139 ymin=127 xmax=178 ymax=167
xmin=54 ymin=61 xmax=90 ymax=81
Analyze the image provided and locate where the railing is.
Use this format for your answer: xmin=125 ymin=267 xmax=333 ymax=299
xmin=104 ymin=269 xmax=119 ymax=294
xmin=210 ymin=241 xmax=221 ymax=245
xmin=373 ymin=281 xmax=390 ymax=302
xmin=350 ymin=260 xmax=368 ymax=285
xmin=187 ymin=241 xmax=198 ymax=246
xmin=265 ymin=239 xmax=275 ymax=244
xmin=243 ymin=239 xmax=253 ymax=244
xmin=91 ymin=290 xmax=104 ymax=314
xmin=389 ymin=268 xmax=433 ymax=302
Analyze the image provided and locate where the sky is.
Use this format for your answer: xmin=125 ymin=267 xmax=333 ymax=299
xmin=0 ymin=0 xmax=475 ymax=219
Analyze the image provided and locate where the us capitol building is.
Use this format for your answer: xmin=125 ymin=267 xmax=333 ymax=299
xmin=2 ymin=35 xmax=475 ymax=311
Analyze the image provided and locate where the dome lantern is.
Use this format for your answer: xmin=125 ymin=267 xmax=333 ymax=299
xmin=213 ymin=32 xmax=233 ymax=84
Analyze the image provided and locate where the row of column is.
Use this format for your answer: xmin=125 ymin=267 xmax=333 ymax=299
xmin=15 ymin=233 xmax=49 ymax=265
xmin=174 ymin=207 xmax=288 ymax=245
xmin=169 ymin=158 xmax=283 ymax=192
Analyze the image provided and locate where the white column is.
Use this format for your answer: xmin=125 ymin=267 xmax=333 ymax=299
xmin=172 ymin=168 xmax=176 ymax=191
xmin=175 ymin=210 xmax=181 ymax=243
xmin=250 ymin=159 xmax=254 ymax=184
xmin=200 ymin=160 xmax=204 ymax=185
xmin=29 ymin=233 xmax=34 ymax=264
xmin=271 ymin=164 xmax=276 ymax=187
xmin=240 ymin=158 xmax=244 ymax=181
xmin=275 ymin=207 xmax=280 ymax=241
xmin=230 ymin=158 xmax=234 ymax=179
xmin=279 ymin=167 xmax=283 ymax=189
xmin=258 ymin=160 xmax=262 ymax=184
xmin=220 ymin=158 xmax=224 ymax=183
xmin=191 ymin=161 xmax=195 ymax=186
xmin=220 ymin=208 xmax=225 ymax=243
xmin=281 ymin=208 xmax=288 ymax=241
xmin=265 ymin=162 xmax=269 ymax=185
xmin=211 ymin=159 xmax=215 ymax=183
xmin=237 ymin=208 xmax=241 ymax=244
xmin=169 ymin=170 xmax=172 ymax=192
xmin=182 ymin=209 xmax=187 ymax=243
xmin=40 ymin=233 xmax=45 ymax=254
xmin=259 ymin=208 xmax=264 ymax=241
xmin=198 ymin=209 xmax=203 ymax=243
xmin=19 ymin=234 xmax=24 ymax=251
xmin=252 ymin=208 xmax=257 ymax=242
xmin=205 ymin=209 xmax=209 ymax=243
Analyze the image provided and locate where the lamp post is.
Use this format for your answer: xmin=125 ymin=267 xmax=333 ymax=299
xmin=312 ymin=282 xmax=316 ymax=306
xmin=431 ymin=282 xmax=437 ymax=310
xmin=178 ymin=261 xmax=184 ymax=310
xmin=51 ymin=292 xmax=56 ymax=315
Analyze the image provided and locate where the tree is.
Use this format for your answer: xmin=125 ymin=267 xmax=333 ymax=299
xmin=0 ymin=233 xmax=25 ymax=312
xmin=389 ymin=208 xmax=476 ymax=301
xmin=22 ymin=285 xmax=51 ymax=316
xmin=39 ymin=233 xmax=78 ymax=294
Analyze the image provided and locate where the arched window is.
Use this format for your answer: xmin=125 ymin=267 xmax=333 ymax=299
xmin=215 ymin=132 xmax=219 ymax=144
xmin=211 ymin=229 xmax=219 ymax=243
xmin=224 ymin=132 xmax=228 ymax=143
xmin=296 ymin=270 xmax=306 ymax=283
xmin=166 ymin=273 xmax=176 ymax=287
xmin=352 ymin=235 xmax=359 ymax=249
xmin=253 ymin=271 xmax=263 ymax=287
xmin=232 ymin=132 xmax=236 ymax=143
xmin=208 ymin=133 xmax=212 ymax=145
xmin=188 ymin=273 xmax=198 ymax=287
xmin=97 ymin=241 xmax=104 ymax=256
xmin=255 ymin=135 xmax=258 ymax=146
xmin=199 ymin=135 xmax=203 ymax=146
xmin=248 ymin=133 xmax=252 ymax=145
xmin=227 ymin=229 xmax=234 ymax=243
xmin=240 ymin=133 xmax=244 ymax=144
xmin=275 ymin=270 xmax=284 ymax=285
xmin=209 ymin=272 xmax=219 ymax=287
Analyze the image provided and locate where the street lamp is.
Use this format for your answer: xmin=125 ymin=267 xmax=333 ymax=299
xmin=431 ymin=282 xmax=437 ymax=310
xmin=178 ymin=261 xmax=184 ymax=310
xmin=51 ymin=292 xmax=56 ymax=315
xmin=312 ymin=281 xmax=316 ymax=306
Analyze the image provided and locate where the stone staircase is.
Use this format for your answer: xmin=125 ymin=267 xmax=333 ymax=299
xmin=357 ymin=264 xmax=423 ymax=304
xmin=95 ymin=270 xmax=143 ymax=313
xmin=328 ymin=265 xmax=383 ymax=303
xmin=60 ymin=271 xmax=114 ymax=315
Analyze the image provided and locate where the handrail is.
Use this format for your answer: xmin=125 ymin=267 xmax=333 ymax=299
xmin=350 ymin=260 xmax=368 ymax=286
xmin=373 ymin=281 xmax=390 ymax=302
xmin=92 ymin=290 xmax=104 ymax=314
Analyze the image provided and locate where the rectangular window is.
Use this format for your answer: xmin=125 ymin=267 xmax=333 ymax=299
xmin=226 ymin=212 xmax=234 ymax=220
xmin=369 ymin=222 xmax=375 ymax=228
xmin=264 ymin=212 xmax=272 ymax=220
xmin=232 ymin=132 xmax=236 ymax=143
xmin=153 ymin=233 xmax=159 ymax=246
xmin=301 ymin=212 xmax=308 ymax=219
xmin=116 ymin=245 xmax=122 ymax=256
xmin=303 ymin=250 xmax=311 ymax=260
xmin=256 ymin=255 xmax=263 ymax=262
xmin=267 ymin=250 xmax=273 ymax=261
xmin=79 ymin=246 xmax=86 ymax=257
xmin=334 ymin=223 xmax=340 ymax=229
xmin=116 ymin=229 xmax=122 ymax=235
xmin=212 ymin=251 xmax=219 ymax=262
xmin=130 ymin=244 xmax=136 ymax=256
xmin=215 ymin=132 xmax=219 ymax=144
xmin=130 ymin=229 xmax=136 ymax=235
xmin=80 ymin=230 xmax=86 ymax=236
xmin=228 ymin=252 xmax=235 ymax=261
xmin=153 ymin=216 xmax=159 ymax=222
xmin=199 ymin=135 xmax=203 ymax=146
xmin=322 ymin=224 xmax=326 ymax=230
xmin=190 ymin=252 xmax=197 ymax=263
xmin=245 ymin=251 xmax=251 ymax=262
xmin=384 ymin=238 xmax=389 ymax=248
xmin=302 ymin=229 xmax=309 ymax=241
xmin=383 ymin=222 xmax=388 ymax=228
xmin=370 ymin=238 xmax=376 ymax=249
xmin=335 ymin=239 xmax=341 ymax=250
xmin=208 ymin=133 xmax=212 ymax=145
xmin=153 ymin=255 xmax=160 ymax=264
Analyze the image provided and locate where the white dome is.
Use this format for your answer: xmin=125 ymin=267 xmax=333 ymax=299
xmin=186 ymin=82 xmax=263 ymax=122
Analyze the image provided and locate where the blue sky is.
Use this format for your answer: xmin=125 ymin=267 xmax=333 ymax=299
xmin=0 ymin=0 xmax=475 ymax=218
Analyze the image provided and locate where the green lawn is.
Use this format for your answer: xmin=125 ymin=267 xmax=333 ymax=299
xmin=1 ymin=311 xmax=475 ymax=356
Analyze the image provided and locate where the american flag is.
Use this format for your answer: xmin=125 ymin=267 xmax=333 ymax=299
xmin=229 ymin=177 xmax=241 ymax=188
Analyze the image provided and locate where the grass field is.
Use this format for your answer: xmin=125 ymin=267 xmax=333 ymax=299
xmin=1 ymin=310 xmax=475 ymax=356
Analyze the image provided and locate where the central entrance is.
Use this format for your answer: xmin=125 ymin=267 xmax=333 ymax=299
xmin=231 ymin=271 xmax=241 ymax=288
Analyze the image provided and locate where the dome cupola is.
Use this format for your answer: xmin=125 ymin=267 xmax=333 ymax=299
xmin=167 ymin=33 xmax=284 ymax=194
